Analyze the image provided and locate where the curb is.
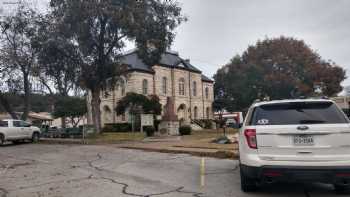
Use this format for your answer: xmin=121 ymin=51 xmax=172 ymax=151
xmin=120 ymin=146 xmax=239 ymax=159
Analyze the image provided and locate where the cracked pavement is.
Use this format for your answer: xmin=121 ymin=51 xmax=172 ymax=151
xmin=0 ymin=144 xmax=345 ymax=197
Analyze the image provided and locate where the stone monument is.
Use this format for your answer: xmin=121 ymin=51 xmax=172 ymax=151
xmin=158 ymin=97 xmax=180 ymax=135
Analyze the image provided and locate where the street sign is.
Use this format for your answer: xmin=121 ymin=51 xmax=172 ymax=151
xmin=141 ymin=114 xmax=153 ymax=126
xmin=141 ymin=114 xmax=154 ymax=133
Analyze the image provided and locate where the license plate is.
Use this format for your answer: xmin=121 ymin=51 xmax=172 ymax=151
xmin=293 ymin=135 xmax=314 ymax=146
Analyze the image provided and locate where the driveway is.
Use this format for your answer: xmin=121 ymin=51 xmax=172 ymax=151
xmin=0 ymin=144 xmax=343 ymax=197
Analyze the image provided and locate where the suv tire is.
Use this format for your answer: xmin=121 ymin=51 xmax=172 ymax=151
xmin=334 ymin=184 xmax=349 ymax=194
xmin=32 ymin=132 xmax=40 ymax=143
xmin=0 ymin=134 xmax=4 ymax=145
xmin=240 ymin=168 xmax=258 ymax=192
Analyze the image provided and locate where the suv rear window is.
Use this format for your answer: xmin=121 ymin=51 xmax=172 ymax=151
xmin=0 ymin=120 xmax=8 ymax=127
xmin=250 ymin=101 xmax=349 ymax=125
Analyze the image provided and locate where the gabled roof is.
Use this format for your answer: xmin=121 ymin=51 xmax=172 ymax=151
xmin=120 ymin=50 xmax=202 ymax=74
xmin=201 ymin=74 xmax=214 ymax=83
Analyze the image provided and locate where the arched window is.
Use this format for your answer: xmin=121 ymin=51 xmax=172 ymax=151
xmin=142 ymin=79 xmax=148 ymax=95
xmin=194 ymin=106 xmax=198 ymax=119
xmin=103 ymin=106 xmax=112 ymax=123
xmin=206 ymin=107 xmax=210 ymax=119
xmin=121 ymin=113 xmax=126 ymax=121
xmin=162 ymin=77 xmax=167 ymax=95
xmin=205 ymin=87 xmax=209 ymax=99
xmin=192 ymin=81 xmax=197 ymax=96
xmin=179 ymin=78 xmax=185 ymax=96
xmin=120 ymin=80 xmax=126 ymax=96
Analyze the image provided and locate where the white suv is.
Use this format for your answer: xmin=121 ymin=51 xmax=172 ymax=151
xmin=239 ymin=99 xmax=350 ymax=193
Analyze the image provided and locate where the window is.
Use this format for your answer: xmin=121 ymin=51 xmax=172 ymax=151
xmin=179 ymin=78 xmax=185 ymax=96
xmin=142 ymin=79 xmax=148 ymax=95
xmin=107 ymin=79 xmax=114 ymax=91
xmin=21 ymin=121 xmax=31 ymax=127
xmin=122 ymin=113 xmax=126 ymax=121
xmin=250 ymin=101 xmax=349 ymax=125
xmin=0 ymin=121 xmax=8 ymax=127
xmin=162 ymin=77 xmax=167 ymax=95
xmin=205 ymin=87 xmax=209 ymax=99
xmin=13 ymin=121 xmax=21 ymax=127
xmin=192 ymin=81 xmax=197 ymax=96
xmin=206 ymin=107 xmax=210 ymax=119
xmin=194 ymin=106 xmax=198 ymax=119
xmin=120 ymin=80 xmax=126 ymax=96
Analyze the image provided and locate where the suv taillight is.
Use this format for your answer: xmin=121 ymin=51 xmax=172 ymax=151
xmin=244 ymin=129 xmax=257 ymax=149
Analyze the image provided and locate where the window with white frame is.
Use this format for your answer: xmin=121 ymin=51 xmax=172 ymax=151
xmin=194 ymin=106 xmax=198 ymax=119
xmin=162 ymin=77 xmax=167 ymax=95
xmin=179 ymin=78 xmax=185 ymax=96
xmin=205 ymin=87 xmax=209 ymax=99
xmin=142 ymin=79 xmax=148 ymax=95
xmin=192 ymin=81 xmax=197 ymax=96
xmin=120 ymin=79 xmax=126 ymax=96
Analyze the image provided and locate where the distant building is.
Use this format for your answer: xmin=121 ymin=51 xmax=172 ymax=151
xmin=344 ymin=86 xmax=350 ymax=96
xmin=87 ymin=50 xmax=214 ymax=126
xmin=0 ymin=112 xmax=53 ymax=126
xmin=331 ymin=96 xmax=350 ymax=110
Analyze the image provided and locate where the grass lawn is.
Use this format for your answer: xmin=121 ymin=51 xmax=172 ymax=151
xmin=87 ymin=132 xmax=146 ymax=144
xmin=85 ymin=128 xmax=238 ymax=151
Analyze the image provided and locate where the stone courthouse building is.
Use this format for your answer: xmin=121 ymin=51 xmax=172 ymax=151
xmin=92 ymin=50 xmax=214 ymax=126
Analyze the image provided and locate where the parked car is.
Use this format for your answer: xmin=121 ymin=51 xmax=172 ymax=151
xmin=0 ymin=119 xmax=41 ymax=144
xmin=239 ymin=99 xmax=350 ymax=193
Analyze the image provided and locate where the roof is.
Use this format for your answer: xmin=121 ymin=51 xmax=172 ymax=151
xmin=0 ymin=112 xmax=53 ymax=121
xmin=201 ymin=74 xmax=214 ymax=83
xmin=252 ymin=99 xmax=334 ymax=107
xmin=28 ymin=112 xmax=53 ymax=121
xmin=121 ymin=50 xmax=212 ymax=82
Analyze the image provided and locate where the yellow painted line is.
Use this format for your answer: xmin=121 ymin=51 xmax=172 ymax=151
xmin=200 ymin=157 xmax=205 ymax=187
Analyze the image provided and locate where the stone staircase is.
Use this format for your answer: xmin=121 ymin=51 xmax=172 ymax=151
xmin=190 ymin=119 xmax=204 ymax=131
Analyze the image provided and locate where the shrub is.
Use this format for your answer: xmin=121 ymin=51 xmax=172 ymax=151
xmin=200 ymin=119 xmax=213 ymax=129
xmin=179 ymin=125 xmax=192 ymax=135
xmin=143 ymin=126 xmax=155 ymax=137
xmin=159 ymin=128 xmax=167 ymax=135
xmin=102 ymin=123 xmax=132 ymax=132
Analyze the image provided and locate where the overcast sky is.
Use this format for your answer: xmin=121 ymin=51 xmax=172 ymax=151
xmin=2 ymin=0 xmax=350 ymax=88
xmin=172 ymin=0 xmax=350 ymax=88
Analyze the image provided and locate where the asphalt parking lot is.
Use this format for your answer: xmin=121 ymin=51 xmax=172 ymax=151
xmin=0 ymin=144 xmax=345 ymax=197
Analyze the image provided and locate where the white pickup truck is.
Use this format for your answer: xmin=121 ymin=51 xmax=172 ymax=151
xmin=0 ymin=119 xmax=41 ymax=145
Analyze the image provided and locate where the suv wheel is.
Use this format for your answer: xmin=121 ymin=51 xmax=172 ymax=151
xmin=334 ymin=184 xmax=349 ymax=194
xmin=32 ymin=132 xmax=40 ymax=143
xmin=0 ymin=134 xmax=4 ymax=145
xmin=240 ymin=168 xmax=258 ymax=192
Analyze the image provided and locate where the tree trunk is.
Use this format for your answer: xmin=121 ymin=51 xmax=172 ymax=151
xmin=61 ymin=117 xmax=67 ymax=128
xmin=0 ymin=91 xmax=18 ymax=119
xmin=91 ymin=88 xmax=102 ymax=133
xmin=21 ymin=72 xmax=31 ymax=120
